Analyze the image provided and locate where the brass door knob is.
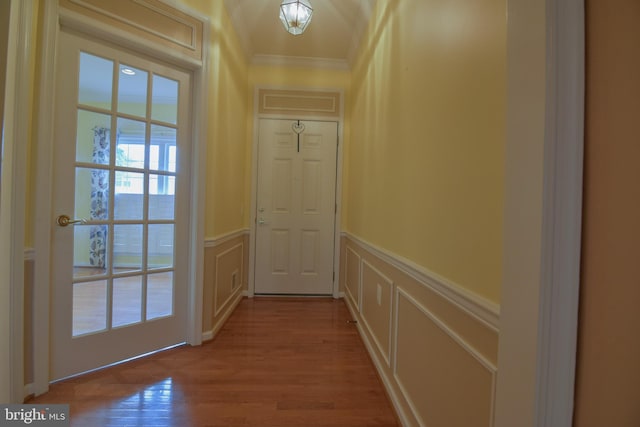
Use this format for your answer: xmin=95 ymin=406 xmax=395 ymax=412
xmin=56 ymin=214 xmax=87 ymax=227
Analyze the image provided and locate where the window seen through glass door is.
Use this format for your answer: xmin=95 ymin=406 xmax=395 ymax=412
xmin=72 ymin=51 xmax=179 ymax=337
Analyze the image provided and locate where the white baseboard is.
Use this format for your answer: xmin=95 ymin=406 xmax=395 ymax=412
xmin=23 ymin=383 xmax=34 ymax=400
xmin=202 ymin=291 xmax=245 ymax=342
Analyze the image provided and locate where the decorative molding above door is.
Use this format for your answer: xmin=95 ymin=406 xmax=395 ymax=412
xmin=59 ymin=0 xmax=204 ymax=63
xmin=258 ymin=89 xmax=341 ymax=118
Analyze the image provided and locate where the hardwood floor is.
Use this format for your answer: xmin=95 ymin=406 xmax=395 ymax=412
xmin=30 ymin=297 xmax=400 ymax=426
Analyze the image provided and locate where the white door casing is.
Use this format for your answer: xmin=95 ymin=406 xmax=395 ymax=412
xmin=50 ymin=31 xmax=191 ymax=380
xmin=254 ymin=119 xmax=338 ymax=295
xmin=0 ymin=0 xmax=33 ymax=403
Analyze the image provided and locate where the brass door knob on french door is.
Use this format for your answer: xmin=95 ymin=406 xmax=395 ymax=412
xmin=56 ymin=214 xmax=87 ymax=227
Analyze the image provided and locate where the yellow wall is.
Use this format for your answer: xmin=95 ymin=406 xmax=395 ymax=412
xmin=346 ymin=0 xmax=506 ymax=303
xmin=181 ymin=0 xmax=249 ymax=238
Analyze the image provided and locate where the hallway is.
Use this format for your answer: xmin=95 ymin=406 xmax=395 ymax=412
xmin=30 ymin=298 xmax=399 ymax=426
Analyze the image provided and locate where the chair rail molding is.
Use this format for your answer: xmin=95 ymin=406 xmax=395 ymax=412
xmin=342 ymin=232 xmax=500 ymax=330
xmin=204 ymin=229 xmax=250 ymax=248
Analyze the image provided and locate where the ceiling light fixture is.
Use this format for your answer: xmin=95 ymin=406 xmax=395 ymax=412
xmin=121 ymin=68 xmax=136 ymax=76
xmin=279 ymin=0 xmax=313 ymax=36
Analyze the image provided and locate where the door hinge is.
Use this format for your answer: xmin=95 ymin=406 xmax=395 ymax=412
xmin=333 ymin=272 xmax=335 ymax=281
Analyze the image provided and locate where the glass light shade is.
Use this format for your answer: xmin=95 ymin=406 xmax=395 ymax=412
xmin=279 ymin=0 xmax=313 ymax=36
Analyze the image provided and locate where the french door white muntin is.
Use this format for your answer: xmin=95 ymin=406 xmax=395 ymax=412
xmin=51 ymin=31 xmax=192 ymax=380
xmin=254 ymin=118 xmax=339 ymax=295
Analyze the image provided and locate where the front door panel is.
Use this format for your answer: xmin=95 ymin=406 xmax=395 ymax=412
xmin=254 ymin=119 xmax=338 ymax=295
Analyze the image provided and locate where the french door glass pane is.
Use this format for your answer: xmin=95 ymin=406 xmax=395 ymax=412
xmin=116 ymin=117 xmax=146 ymax=168
xmin=147 ymin=272 xmax=173 ymax=320
xmin=112 ymin=276 xmax=143 ymax=328
xmin=73 ymin=280 xmax=107 ymax=336
xmin=76 ymin=110 xmax=111 ymax=164
xmin=78 ymin=52 xmax=113 ymax=109
xmin=75 ymin=167 xmax=109 ymax=221
xmin=113 ymin=224 xmax=143 ymax=273
xmin=150 ymin=125 xmax=176 ymax=173
xmin=149 ymin=174 xmax=175 ymax=196
xmin=118 ymin=64 xmax=148 ymax=118
xmin=151 ymin=75 xmax=178 ymax=124
xmin=114 ymin=171 xmax=144 ymax=220
xmin=148 ymin=224 xmax=174 ymax=269
xmin=73 ymin=225 xmax=108 ymax=280
xmin=149 ymin=175 xmax=175 ymax=220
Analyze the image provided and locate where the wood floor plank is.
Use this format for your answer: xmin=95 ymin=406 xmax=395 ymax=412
xmin=30 ymin=298 xmax=400 ymax=426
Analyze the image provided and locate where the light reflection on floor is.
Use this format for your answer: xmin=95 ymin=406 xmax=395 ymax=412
xmin=71 ymin=378 xmax=190 ymax=427
xmin=28 ymin=299 xmax=401 ymax=427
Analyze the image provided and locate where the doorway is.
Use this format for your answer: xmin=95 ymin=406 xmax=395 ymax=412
xmin=254 ymin=119 xmax=339 ymax=295
xmin=50 ymin=31 xmax=192 ymax=380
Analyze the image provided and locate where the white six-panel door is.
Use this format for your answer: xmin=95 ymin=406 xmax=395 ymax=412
xmin=254 ymin=119 xmax=338 ymax=295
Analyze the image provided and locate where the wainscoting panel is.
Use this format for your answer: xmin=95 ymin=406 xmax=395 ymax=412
xmin=203 ymin=231 xmax=249 ymax=340
xmin=340 ymin=234 xmax=499 ymax=427
xmin=214 ymin=243 xmax=244 ymax=317
xmin=395 ymin=289 xmax=495 ymax=427
xmin=361 ymin=259 xmax=393 ymax=367
xmin=345 ymin=245 xmax=361 ymax=310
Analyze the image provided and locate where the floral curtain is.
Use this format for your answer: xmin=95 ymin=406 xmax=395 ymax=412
xmin=90 ymin=127 xmax=109 ymax=268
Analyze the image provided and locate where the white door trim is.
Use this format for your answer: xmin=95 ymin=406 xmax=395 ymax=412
xmin=32 ymin=0 xmax=209 ymax=396
xmin=32 ymin=0 xmax=58 ymax=397
xmin=0 ymin=0 xmax=34 ymax=403
xmin=534 ymin=0 xmax=584 ymax=424
xmin=186 ymin=11 xmax=210 ymax=350
xmin=248 ymin=86 xmax=345 ymax=299
xmin=495 ymin=0 xmax=584 ymax=426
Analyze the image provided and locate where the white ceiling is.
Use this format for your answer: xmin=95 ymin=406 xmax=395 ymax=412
xmin=223 ymin=0 xmax=377 ymax=70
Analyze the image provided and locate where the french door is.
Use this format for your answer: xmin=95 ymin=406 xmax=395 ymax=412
xmin=254 ymin=119 xmax=338 ymax=295
xmin=51 ymin=31 xmax=191 ymax=379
